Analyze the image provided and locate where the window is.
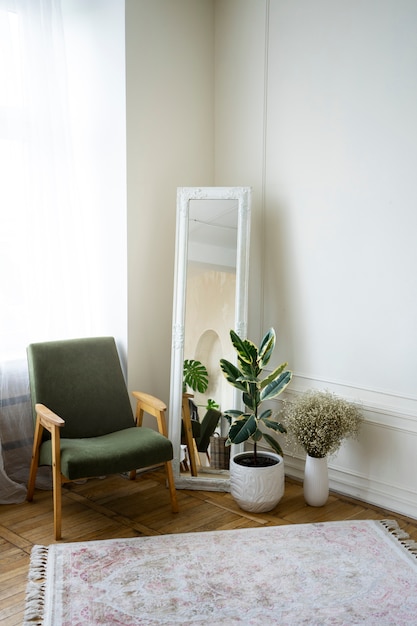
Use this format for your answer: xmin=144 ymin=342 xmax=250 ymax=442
xmin=0 ymin=0 xmax=127 ymax=503
xmin=0 ymin=0 xmax=127 ymax=361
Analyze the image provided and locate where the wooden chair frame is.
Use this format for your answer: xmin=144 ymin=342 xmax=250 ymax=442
xmin=181 ymin=393 xmax=199 ymax=477
xmin=27 ymin=391 xmax=178 ymax=540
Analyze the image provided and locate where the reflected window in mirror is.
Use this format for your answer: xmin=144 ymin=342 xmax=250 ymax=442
xmin=185 ymin=199 xmax=238 ymax=425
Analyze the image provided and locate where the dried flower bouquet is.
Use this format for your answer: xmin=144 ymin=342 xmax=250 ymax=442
xmin=284 ymin=390 xmax=362 ymax=458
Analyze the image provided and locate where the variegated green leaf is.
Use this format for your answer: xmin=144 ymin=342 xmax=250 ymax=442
xmin=260 ymin=363 xmax=288 ymax=390
xmin=228 ymin=413 xmax=257 ymax=444
xmin=260 ymin=370 xmax=292 ymax=402
xmin=258 ymin=408 xmax=272 ymax=420
xmin=258 ymin=328 xmax=275 ymax=368
xmin=230 ymin=330 xmax=258 ymax=365
xmin=243 ymin=391 xmax=259 ymax=412
xmin=219 ymin=359 xmax=247 ymax=392
xmin=263 ymin=418 xmax=287 ymax=434
xmin=262 ymin=431 xmax=284 ymax=456
xmin=252 ymin=428 xmax=263 ymax=441
xmin=223 ymin=409 xmax=245 ymax=419
xmin=237 ymin=373 xmax=259 ymax=384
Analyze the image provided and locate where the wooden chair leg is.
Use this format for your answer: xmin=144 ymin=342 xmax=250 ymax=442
xmin=51 ymin=428 xmax=62 ymax=541
xmin=53 ymin=477 xmax=62 ymax=541
xmin=193 ymin=439 xmax=201 ymax=467
xmin=27 ymin=417 xmax=43 ymax=502
xmin=131 ymin=392 xmax=178 ymax=513
xmin=165 ymin=460 xmax=179 ymax=513
xmin=180 ymin=455 xmax=189 ymax=472
xmin=182 ymin=395 xmax=198 ymax=477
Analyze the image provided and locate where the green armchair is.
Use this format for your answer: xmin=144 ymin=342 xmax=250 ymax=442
xmin=26 ymin=336 xmax=178 ymax=540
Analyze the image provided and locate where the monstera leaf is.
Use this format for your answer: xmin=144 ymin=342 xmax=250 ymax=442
xmin=183 ymin=359 xmax=209 ymax=394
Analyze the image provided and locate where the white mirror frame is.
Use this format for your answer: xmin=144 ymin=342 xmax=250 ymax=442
xmin=169 ymin=186 xmax=252 ymax=491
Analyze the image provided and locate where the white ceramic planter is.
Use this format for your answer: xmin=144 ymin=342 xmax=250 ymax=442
xmin=303 ymin=454 xmax=329 ymax=506
xmin=230 ymin=451 xmax=285 ymax=513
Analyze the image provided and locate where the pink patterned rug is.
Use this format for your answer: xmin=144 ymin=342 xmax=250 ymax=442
xmin=24 ymin=520 xmax=417 ymax=625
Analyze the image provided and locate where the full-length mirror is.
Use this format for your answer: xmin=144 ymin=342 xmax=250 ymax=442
xmin=169 ymin=187 xmax=251 ymax=490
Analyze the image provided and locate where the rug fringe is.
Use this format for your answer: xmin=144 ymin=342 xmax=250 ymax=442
xmin=380 ymin=519 xmax=417 ymax=559
xmin=23 ymin=545 xmax=49 ymax=625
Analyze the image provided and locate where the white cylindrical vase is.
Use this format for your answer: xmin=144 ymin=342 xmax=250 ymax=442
xmin=303 ymin=454 xmax=329 ymax=507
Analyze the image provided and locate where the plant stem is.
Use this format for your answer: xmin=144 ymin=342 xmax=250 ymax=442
xmin=253 ymin=400 xmax=258 ymax=465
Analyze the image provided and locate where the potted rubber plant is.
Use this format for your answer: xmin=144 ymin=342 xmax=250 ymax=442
xmin=220 ymin=328 xmax=292 ymax=512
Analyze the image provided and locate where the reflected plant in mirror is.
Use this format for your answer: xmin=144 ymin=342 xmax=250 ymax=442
xmin=183 ymin=359 xmax=209 ymax=394
xmin=183 ymin=358 xmax=219 ymax=412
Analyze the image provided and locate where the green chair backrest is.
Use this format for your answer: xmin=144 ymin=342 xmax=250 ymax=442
xmin=27 ymin=337 xmax=135 ymax=438
xmin=195 ymin=408 xmax=222 ymax=453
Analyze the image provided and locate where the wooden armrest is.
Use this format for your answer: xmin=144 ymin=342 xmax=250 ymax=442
xmin=35 ymin=403 xmax=65 ymax=432
xmin=131 ymin=391 xmax=166 ymax=413
xmin=131 ymin=391 xmax=168 ymax=436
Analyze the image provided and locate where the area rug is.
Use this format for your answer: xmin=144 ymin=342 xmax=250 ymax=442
xmin=24 ymin=519 xmax=417 ymax=626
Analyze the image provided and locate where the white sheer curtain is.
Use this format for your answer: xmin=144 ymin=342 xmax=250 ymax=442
xmin=0 ymin=0 xmax=126 ymax=502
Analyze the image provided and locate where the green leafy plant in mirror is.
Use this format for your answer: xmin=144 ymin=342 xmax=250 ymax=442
xmin=220 ymin=328 xmax=292 ymax=464
xmin=183 ymin=359 xmax=209 ymax=394
xmin=205 ymin=398 xmax=220 ymax=410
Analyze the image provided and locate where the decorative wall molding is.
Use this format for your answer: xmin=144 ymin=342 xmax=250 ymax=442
xmin=263 ymin=372 xmax=417 ymax=520
xmin=282 ymin=372 xmax=417 ymax=427
xmin=283 ymin=454 xmax=417 ymax=520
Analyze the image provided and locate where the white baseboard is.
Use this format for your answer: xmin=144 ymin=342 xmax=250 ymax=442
xmin=284 ymin=454 xmax=417 ymax=521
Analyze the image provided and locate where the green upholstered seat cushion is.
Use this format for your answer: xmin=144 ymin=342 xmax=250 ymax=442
xmin=39 ymin=427 xmax=173 ymax=480
xmin=27 ymin=337 xmax=135 ymax=438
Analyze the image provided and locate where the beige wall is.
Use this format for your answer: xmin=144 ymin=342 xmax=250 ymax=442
xmin=214 ymin=0 xmax=268 ymax=340
xmin=125 ymin=0 xmax=214 ymax=402
xmin=184 ymin=266 xmax=236 ymax=412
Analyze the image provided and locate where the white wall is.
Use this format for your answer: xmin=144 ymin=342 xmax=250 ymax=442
xmin=214 ymin=0 xmax=417 ymax=517
xmin=125 ymin=0 xmax=417 ymax=517
xmin=265 ymin=0 xmax=417 ymax=396
xmin=125 ymin=0 xmax=214 ymax=403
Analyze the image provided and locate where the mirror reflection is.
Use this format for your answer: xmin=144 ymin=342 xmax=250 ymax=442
xmin=183 ymin=200 xmax=238 ymax=476
xmin=186 ymin=199 xmax=237 ymax=412
xmin=169 ymin=187 xmax=251 ymax=490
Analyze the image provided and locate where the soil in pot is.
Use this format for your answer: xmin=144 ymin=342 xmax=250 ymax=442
xmin=235 ymin=454 xmax=278 ymax=468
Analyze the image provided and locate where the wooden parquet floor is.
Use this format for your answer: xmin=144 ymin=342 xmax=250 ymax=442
xmin=1 ymin=469 xmax=416 ymax=625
